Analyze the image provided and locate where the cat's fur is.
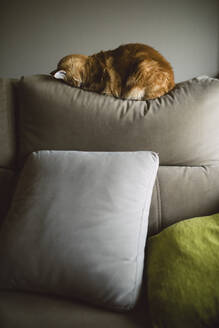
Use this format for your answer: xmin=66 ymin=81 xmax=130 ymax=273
xmin=52 ymin=43 xmax=175 ymax=100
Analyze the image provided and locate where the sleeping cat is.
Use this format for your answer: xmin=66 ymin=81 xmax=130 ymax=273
xmin=51 ymin=43 xmax=175 ymax=100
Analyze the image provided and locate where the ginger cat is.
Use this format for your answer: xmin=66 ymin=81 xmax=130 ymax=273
xmin=52 ymin=43 xmax=175 ymax=100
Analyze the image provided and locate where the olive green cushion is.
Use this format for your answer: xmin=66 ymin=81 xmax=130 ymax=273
xmin=146 ymin=213 xmax=219 ymax=328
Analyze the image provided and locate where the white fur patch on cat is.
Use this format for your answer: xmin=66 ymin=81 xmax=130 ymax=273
xmin=53 ymin=70 xmax=66 ymax=80
xmin=125 ymin=87 xmax=145 ymax=100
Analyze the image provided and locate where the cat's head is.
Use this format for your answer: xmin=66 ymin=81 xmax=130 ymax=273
xmin=51 ymin=54 xmax=109 ymax=93
xmin=51 ymin=54 xmax=88 ymax=88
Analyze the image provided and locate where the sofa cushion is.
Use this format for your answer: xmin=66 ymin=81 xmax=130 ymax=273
xmin=0 ymin=78 xmax=17 ymax=169
xmin=148 ymin=165 xmax=219 ymax=235
xmin=18 ymin=75 xmax=219 ymax=166
xmin=0 ymin=168 xmax=15 ymax=224
xmin=0 ymin=150 xmax=158 ymax=311
xmin=146 ymin=213 xmax=219 ymax=327
xmin=17 ymin=75 xmax=219 ymax=235
xmin=0 ymin=291 xmax=149 ymax=328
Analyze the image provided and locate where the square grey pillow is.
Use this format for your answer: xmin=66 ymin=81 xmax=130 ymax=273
xmin=0 ymin=150 xmax=158 ymax=311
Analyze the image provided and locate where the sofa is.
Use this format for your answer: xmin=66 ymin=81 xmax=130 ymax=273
xmin=0 ymin=74 xmax=219 ymax=327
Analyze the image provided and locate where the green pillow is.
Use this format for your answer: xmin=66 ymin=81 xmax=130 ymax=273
xmin=146 ymin=213 xmax=219 ymax=328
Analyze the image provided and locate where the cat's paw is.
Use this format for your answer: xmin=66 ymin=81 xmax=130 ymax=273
xmin=123 ymin=87 xmax=145 ymax=100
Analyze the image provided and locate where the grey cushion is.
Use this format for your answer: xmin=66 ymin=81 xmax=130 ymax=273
xmin=149 ymin=165 xmax=219 ymax=235
xmin=0 ymin=79 xmax=18 ymax=224
xmin=18 ymin=75 xmax=219 ymax=166
xmin=0 ymin=168 xmax=15 ymax=224
xmin=17 ymin=75 xmax=219 ymax=235
xmin=0 ymin=78 xmax=17 ymax=169
xmin=0 ymin=291 xmax=149 ymax=328
xmin=0 ymin=150 xmax=158 ymax=311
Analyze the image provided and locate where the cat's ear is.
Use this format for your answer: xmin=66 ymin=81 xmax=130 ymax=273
xmin=53 ymin=70 xmax=66 ymax=80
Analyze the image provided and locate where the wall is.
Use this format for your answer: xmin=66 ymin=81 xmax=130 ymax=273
xmin=1 ymin=0 xmax=218 ymax=82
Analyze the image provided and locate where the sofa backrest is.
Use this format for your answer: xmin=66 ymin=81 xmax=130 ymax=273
xmin=0 ymin=79 xmax=18 ymax=221
xmin=1 ymin=75 xmax=219 ymax=235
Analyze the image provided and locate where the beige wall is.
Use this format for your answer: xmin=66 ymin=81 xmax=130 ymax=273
xmin=1 ymin=0 xmax=218 ymax=82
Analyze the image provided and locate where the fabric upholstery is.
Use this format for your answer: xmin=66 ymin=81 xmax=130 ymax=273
xmin=18 ymin=75 xmax=219 ymax=166
xmin=0 ymin=78 xmax=17 ymax=223
xmin=0 ymin=79 xmax=17 ymax=169
xmin=0 ymin=168 xmax=15 ymax=224
xmin=146 ymin=213 xmax=219 ymax=328
xmin=0 ymin=150 xmax=158 ymax=311
xmin=1 ymin=74 xmax=219 ymax=327
xmin=148 ymin=165 xmax=219 ymax=234
xmin=16 ymin=74 xmax=219 ymax=235
xmin=0 ymin=291 xmax=149 ymax=328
